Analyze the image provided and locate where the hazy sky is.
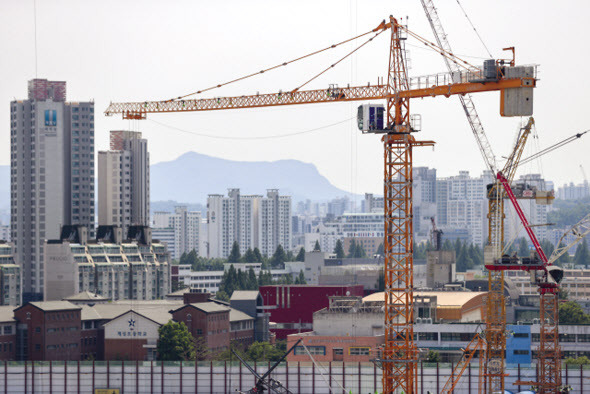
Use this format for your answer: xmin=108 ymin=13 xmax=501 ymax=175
xmin=1 ymin=0 xmax=589 ymax=199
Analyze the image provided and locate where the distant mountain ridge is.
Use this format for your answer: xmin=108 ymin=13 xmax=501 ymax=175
xmin=0 ymin=152 xmax=354 ymax=212
xmin=150 ymin=152 xmax=353 ymax=203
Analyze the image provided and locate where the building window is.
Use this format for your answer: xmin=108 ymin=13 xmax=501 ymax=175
xmin=349 ymin=347 xmax=371 ymax=356
xmin=333 ymin=348 xmax=343 ymax=355
xmin=294 ymin=346 xmax=325 ymax=356
xmin=513 ymin=350 xmax=529 ymax=355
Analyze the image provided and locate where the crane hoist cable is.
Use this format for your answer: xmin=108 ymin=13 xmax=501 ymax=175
xmin=170 ymin=20 xmax=392 ymax=102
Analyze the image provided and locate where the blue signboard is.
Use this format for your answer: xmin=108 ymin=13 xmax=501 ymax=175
xmin=44 ymin=110 xmax=57 ymax=126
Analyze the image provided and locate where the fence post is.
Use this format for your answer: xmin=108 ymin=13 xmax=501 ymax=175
xmin=421 ymin=361 xmax=424 ymax=394
xmin=358 ymin=362 xmax=361 ymax=394
xmin=77 ymin=361 xmax=80 ymax=394
xmin=565 ymin=362 xmax=568 ymax=387
xmin=137 ymin=360 xmax=141 ymax=393
xmin=342 ymin=363 xmax=345 ymax=394
xmin=581 ymin=364 xmax=584 ymax=393
xmin=436 ymin=362 xmax=439 ymax=394
xmin=179 ymin=361 xmax=183 ymax=394
xmin=224 ymin=361 xmax=227 ymax=394
xmin=312 ymin=361 xmax=315 ymax=394
xmin=92 ymin=360 xmax=95 ymax=393
xmin=285 ymin=361 xmax=288 ymax=391
xmin=5 ymin=360 xmax=8 ymax=394
xmin=121 ymin=361 xmax=124 ymax=393
xmin=298 ymin=362 xmax=301 ymax=393
xmin=468 ymin=363 xmax=471 ymax=393
xmin=50 ymin=360 xmax=53 ymax=394
xmin=161 ymin=361 xmax=164 ymax=394
xmin=32 ymin=360 xmax=35 ymax=394
xmin=107 ymin=360 xmax=110 ymax=389
xmin=195 ymin=360 xmax=198 ymax=394
xmin=151 ymin=361 xmax=153 ymax=394
xmin=210 ymin=361 xmax=213 ymax=394
xmin=374 ymin=361 xmax=377 ymax=393
xmin=239 ymin=359 xmax=242 ymax=391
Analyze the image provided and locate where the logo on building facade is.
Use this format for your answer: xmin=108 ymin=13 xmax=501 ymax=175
xmin=44 ymin=110 xmax=57 ymax=126
xmin=128 ymin=318 xmax=136 ymax=329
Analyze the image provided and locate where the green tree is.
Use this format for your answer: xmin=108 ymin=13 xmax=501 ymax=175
xmin=518 ymin=237 xmax=530 ymax=257
xmin=295 ymin=269 xmax=306 ymax=285
xmin=557 ymin=241 xmax=572 ymax=265
xmin=574 ymin=239 xmax=590 ymax=266
xmin=313 ymin=240 xmax=321 ymax=252
xmin=215 ymin=290 xmax=230 ymax=302
xmin=228 ymin=241 xmax=242 ymax=263
xmin=565 ymin=356 xmax=590 ymax=365
xmin=353 ymin=242 xmax=366 ymax=258
xmin=425 ymin=350 xmax=440 ymax=363
xmin=559 ymin=301 xmax=590 ymax=324
xmin=246 ymin=341 xmax=286 ymax=362
xmin=296 ymin=247 xmax=306 ymax=262
xmin=270 ymin=245 xmax=287 ymax=268
xmin=243 ymin=248 xmax=257 ymax=263
xmin=253 ymin=247 xmax=263 ymax=263
xmin=541 ymin=239 xmax=555 ymax=260
xmin=347 ymin=240 xmax=357 ymax=258
xmin=258 ymin=270 xmax=273 ymax=286
xmin=334 ymin=240 xmax=345 ymax=258
xmin=247 ymin=267 xmax=258 ymax=290
xmin=376 ymin=270 xmax=385 ymax=291
xmin=376 ymin=243 xmax=384 ymax=256
xmin=157 ymin=321 xmax=196 ymax=361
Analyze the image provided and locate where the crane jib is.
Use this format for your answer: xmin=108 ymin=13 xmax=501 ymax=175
xmin=105 ymin=77 xmax=535 ymax=118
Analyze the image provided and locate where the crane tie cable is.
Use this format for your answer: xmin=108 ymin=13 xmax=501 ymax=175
xmin=292 ymin=27 xmax=388 ymax=93
xmin=395 ymin=22 xmax=478 ymax=71
xmin=455 ymin=0 xmax=494 ymax=59
xmin=170 ymin=22 xmax=391 ymax=102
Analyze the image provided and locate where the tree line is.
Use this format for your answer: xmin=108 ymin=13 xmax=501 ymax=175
xmin=157 ymin=320 xmax=288 ymax=362
xmin=216 ymin=264 xmax=306 ymax=302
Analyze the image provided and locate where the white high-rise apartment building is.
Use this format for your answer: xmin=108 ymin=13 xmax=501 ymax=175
xmin=98 ymin=131 xmax=149 ymax=237
xmin=437 ymin=171 xmax=494 ymax=246
xmin=151 ymin=207 xmax=201 ymax=260
xmin=207 ymin=189 xmax=291 ymax=258
xmin=10 ymin=79 xmax=95 ymax=302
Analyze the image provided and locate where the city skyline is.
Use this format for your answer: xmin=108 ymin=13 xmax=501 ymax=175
xmin=0 ymin=1 xmax=588 ymax=198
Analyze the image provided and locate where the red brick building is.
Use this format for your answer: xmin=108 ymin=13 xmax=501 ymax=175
xmin=259 ymin=285 xmax=364 ymax=339
xmin=287 ymin=332 xmax=383 ymax=363
xmin=14 ymin=301 xmax=82 ymax=361
xmin=172 ymin=303 xmax=230 ymax=356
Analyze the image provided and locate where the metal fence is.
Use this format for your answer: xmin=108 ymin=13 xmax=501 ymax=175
xmin=0 ymin=361 xmax=587 ymax=393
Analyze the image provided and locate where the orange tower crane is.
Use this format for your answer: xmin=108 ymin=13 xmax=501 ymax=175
xmin=105 ymin=16 xmax=536 ymax=393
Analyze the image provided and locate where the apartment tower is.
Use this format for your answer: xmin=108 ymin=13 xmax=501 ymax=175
xmin=10 ymin=79 xmax=95 ymax=301
xmin=98 ymin=131 xmax=150 ymax=237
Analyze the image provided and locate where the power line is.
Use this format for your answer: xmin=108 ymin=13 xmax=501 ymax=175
xmin=148 ymin=117 xmax=354 ymax=140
